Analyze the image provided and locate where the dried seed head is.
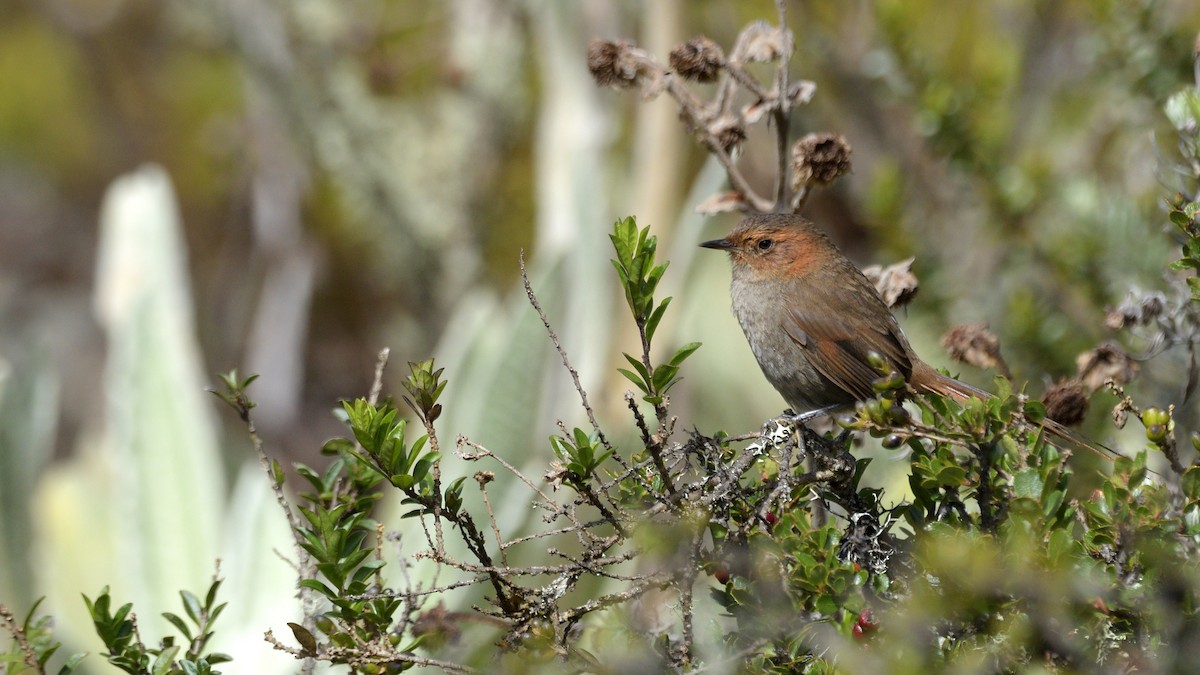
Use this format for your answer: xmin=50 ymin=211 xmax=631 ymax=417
xmin=711 ymin=117 xmax=746 ymax=154
xmin=791 ymin=132 xmax=852 ymax=189
xmin=1104 ymin=305 xmax=1137 ymax=330
xmin=1112 ymin=398 xmax=1132 ymax=429
xmin=543 ymin=460 xmax=568 ymax=489
xmin=861 ymin=257 xmax=919 ymax=309
xmin=1139 ymin=292 xmax=1166 ymax=321
xmin=1076 ymin=344 xmax=1139 ymax=393
xmin=734 ymin=20 xmax=787 ymax=63
xmin=587 ymin=39 xmax=642 ymax=88
xmin=1043 ymin=379 xmax=1089 ymax=426
xmin=717 ymin=125 xmax=745 ymax=154
xmin=669 ymin=36 xmax=724 ymax=83
xmin=941 ymin=323 xmax=1005 ymax=372
xmin=695 ymin=191 xmax=749 ymax=215
xmin=1105 ymin=290 xmax=1167 ymax=329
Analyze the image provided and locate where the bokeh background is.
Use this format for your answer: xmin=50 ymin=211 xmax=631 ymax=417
xmin=2 ymin=0 xmax=1198 ymax=671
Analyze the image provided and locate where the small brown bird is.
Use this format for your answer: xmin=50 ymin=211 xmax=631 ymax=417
xmin=701 ymin=212 xmax=1106 ymax=457
xmin=701 ymin=212 xmax=984 ymax=419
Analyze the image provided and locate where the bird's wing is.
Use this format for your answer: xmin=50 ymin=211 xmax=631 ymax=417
xmin=782 ymin=277 xmax=913 ymax=402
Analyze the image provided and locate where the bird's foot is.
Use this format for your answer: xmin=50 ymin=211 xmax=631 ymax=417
xmin=784 ymin=404 xmax=845 ymax=425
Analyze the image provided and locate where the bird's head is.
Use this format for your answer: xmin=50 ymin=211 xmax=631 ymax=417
xmin=700 ymin=214 xmax=835 ymax=279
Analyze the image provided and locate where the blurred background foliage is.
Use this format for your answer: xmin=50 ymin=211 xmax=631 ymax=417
xmin=1 ymin=0 xmax=1198 ymax=671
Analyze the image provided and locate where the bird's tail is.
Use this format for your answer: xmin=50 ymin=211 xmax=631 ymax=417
xmin=911 ymin=363 xmax=1119 ymax=462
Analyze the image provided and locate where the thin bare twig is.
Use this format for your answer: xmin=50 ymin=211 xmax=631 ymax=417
xmin=771 ymin=0 xmax=792 ymax=210
xmin=521 ymin=251 xmax=615 ymax=454
xmin=368 ymin=347 xmax=389 ymax=405
xmin=457 ymin=436 xmax=564 ymax=514
xmin=265 ymin=629 xmax=477 ymax=674
xmin=240 ymin=409 xmax=319 ymax=665
xmin=476 ymin=472 xmax=508 ymax=566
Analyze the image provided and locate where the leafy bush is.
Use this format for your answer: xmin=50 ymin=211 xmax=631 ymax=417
xmin=5 ymin=3 xmax=1200 ymax=674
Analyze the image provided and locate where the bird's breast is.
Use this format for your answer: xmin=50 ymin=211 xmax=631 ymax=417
xmin=729 ymin=273 xmax=839 ymax=411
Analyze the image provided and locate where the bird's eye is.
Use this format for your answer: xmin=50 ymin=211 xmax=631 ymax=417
xmin=757 ymin=238 xmax=774 ymax=251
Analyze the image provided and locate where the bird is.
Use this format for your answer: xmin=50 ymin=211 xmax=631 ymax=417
xmin=700 ymin=212 xmax=1105 ymax=454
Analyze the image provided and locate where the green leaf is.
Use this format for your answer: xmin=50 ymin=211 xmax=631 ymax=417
xmin=411 ymin=453 xmax=440 ymax=483
xmin=321 ymin=437 xmax=355 ymax=456
xmin=646 ymin=261 xmax=668 ymax=293
xmin=299 ymin=579 xmax=337 ymax=599
xmin=1185 ymin=501 xmax=1200 ymax=535
xmin=1183 ymin=467 xmax=1200 ymax=500
xmin=814 ymin=593 xmax=839 ymax=616
xmin=162 ymin=612 xmax=193 ymax=641
xmin=933 ymin=465 xmax=967 ymax=487
xmin=60 ymin=652 xmax=89 ymax=674
xmin=1012 ymin=469 xmax=1043 ymax=499
xmin=208 ymin=601 xmax=227 ymax=626
xmin=651 ymin=364 xmax=679 ymax=393
xmin=669 ymin=342 xmax=703 ymax=366
xmin=180 ymin=590 xmax=202 ymax=624
xmin=1128 ymin=462 xmax=1148 ymax=489
xmin=617 ymin=368 xmax=648 ymax=393
xmin=622 ymin=353 xmax=651 ymax=383
xmin=204 ymin=579 xmax=222 ymax=611
xmin=1042 ymin=489 xmax=1065 ymax=519
xmin=151 ymin=646 xmax=179 ymax=675
xmin=646 ymin=297 xmax=672 ymax=342
xmin=570 ymin=427 xmax=588 ymax=449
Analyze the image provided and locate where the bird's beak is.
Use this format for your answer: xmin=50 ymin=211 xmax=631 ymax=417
xmin=699 ymin=237 xmax=735 ymax=251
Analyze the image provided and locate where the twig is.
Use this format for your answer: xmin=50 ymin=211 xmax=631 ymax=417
xmin=241 ymin=408 xmax=319 ymax=664
xmin=501 ymin=518 xmax=614 ymax=550
xmin=476 ymin=472 xmax=508 ymax=566
xmin=0 ymin=603 xmax=40 ymax=672
xmin=771 ymin=0 xmax=792 ymax=210
xmin=457 ymin=436 xmax=564 ymax=514
xmin=368 ymin=347 xmax=389 ymax=405
xmin=521 ymin=252 xmax=615 ymax=454
xmin=348 ymin=576 xmax=493 ymax=600
xmin=265 ymin=629 xmax=476 ymax=674
xmin=626 ymin=392 xmax=679 ymax=498
xmin=677 ymin=517 xmax=707 ymax=669
xmin=1161 ymin=404 xmax=1186 ymax=475
xmin=419 ymin=550 xmax=639 ymax=578
xmin=756 ymin=429 xmax=799 ymax=526
xmin=559 ymin=576 xmax=675 ymax=625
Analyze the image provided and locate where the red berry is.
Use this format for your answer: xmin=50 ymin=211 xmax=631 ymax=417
xmin=852 ymin=608 xmax=879 ymax=640
xmin=764 ymin=511 xmax=779 ymax=527
xmin=712 ymin=563 xmax=731 ymax=584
